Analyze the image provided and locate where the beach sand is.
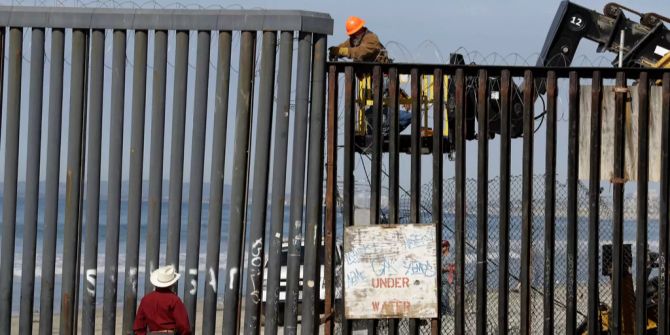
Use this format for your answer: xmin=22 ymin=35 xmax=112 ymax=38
xmin=11 ymin=301 xmax=325 ymax=334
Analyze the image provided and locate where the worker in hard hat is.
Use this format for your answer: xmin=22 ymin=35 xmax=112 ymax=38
xmin=329 ymin=16 xmax=390 ymax=63
xmin=330 ymin=16 xmax=412 ymax=136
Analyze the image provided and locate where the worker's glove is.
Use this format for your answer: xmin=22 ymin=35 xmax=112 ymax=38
xmin=328 ymin=46 xmax=349 ymax=61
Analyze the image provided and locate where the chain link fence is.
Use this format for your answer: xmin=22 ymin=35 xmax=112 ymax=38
xmin=332 ymin=175 xmax=660 ymax=334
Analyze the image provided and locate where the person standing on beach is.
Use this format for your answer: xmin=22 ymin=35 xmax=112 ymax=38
xmin=441 ymin=240 xmax=455 ymax=316
xmin=133 ymin=265 xmax=191 ymax=335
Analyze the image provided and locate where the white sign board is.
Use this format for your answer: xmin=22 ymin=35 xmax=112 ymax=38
xmin=344 ymin=224 xmax=437 ymax=319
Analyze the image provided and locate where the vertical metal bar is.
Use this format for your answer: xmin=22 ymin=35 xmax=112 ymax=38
xmin=498 ymin=69 xmax=511 ymax=335
xmin=0 ymin=27 xmax=21 ymax=333
xmin=611 ymin=71 xmax=627 ymax=335
xmin=476 ymin=69 xmax=489 ymax=335
xmin=324 ymin=64 xmax=338 ymax=335
xmin=122 ymin=29 xmax=148 ymax=334
xmin=565 ymin=71 xmax=580 ymax=335
xmin=410 ymin=68 xmax=421 ymax=224
xmin=19 ymin=26 xmax=45 ymax=334
xmin=432 ymin=68 xmax=444 ymax=335
xmin=454 ymin=68 xmax=466 ymax=335
xmin=40 ymin=27 xmax=64 ymax=335
xmin=370 ymin=65 xmax=383 ymax=226
xmin=543 ymin=71 xmax=557 ymax=335
xmin=264 ymin=30 xmax=294 ymax=335
xmin=243 ymin=30 xmax=277 ymax=335
xmin=222 ymin=30 xmax=256 ymax=335
xmin=302 ymin=33 xmax=327 ymax=335
xmin=202 ymin=30 xmax=232 ymax=335
xmin=368 ymin=63 xmax=382 ymax=335
xmin=0 ymin=27 xmax=3 ymax=142
xmin=388 ymin=67 xmax=400 ymax=225
xmin=520 ymin=70 xmax=534 ymax=335
xmin=387 ymin=62 xmax=398 ymax=335
xmin=587 ymin=71 xmax=603 ymax=335
xmin=183 ymin=30 xmax=211 ymax=328
xmin=659 ymin=72 xmax=670 ymax=335
xmin=144 ymin=29 xmax=168 ymax=294
xmin=60 ymin=28 xmax=87 ymax=335
xmin=283 ymin=31 xmax=312 ymax=334
xmin=408 ymin=66 xmax=422 ymax=335
xmin=101 ymin=28 xmax=126 ymax=335
xmin=81 ymin=28 xmax=105 ymax=334
xmin=166 ymin=30 xmax=189 ymax=270
xmin=635 ymin=72 xmax=649 ymax=335
xmin=387 ymin=67 xmax=400 ymax=335
xmin=342 ymin=66 xmax=355 ymax=335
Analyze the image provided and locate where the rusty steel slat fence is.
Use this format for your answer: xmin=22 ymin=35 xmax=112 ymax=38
xmin=327 ymin=62 xmax=669 ymax=335
xmin=0 ymin=6 xmax=669 ymax=334
xmin=0 ymin=6 xmax=332 ymax=335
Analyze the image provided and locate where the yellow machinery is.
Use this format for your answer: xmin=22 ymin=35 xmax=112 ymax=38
xmin=655 ymin=52 xmax=670 ymax=68
xmin=353 ymin=73 xmax=451 ymax=155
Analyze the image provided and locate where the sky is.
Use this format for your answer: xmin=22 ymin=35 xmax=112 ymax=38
xmin=0 ymin=0 xmax=668 ymax=197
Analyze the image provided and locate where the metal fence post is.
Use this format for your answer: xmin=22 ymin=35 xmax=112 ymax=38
xmin=543 ymin=71 xmax=557 ymax=335
xmin=166 ymin=30 xmax=190 ymax=271
xmin=635 ymin=72 xmax=650 ymax=335
xmin=145 ymin=29 xmax=168 ymax=294
xmin=476 ymin=69 xmax=489 ymax=335
xmin=122 ymin=29 xmax=148 ymax=334
xmin=60 ymin=28 xmax=87 ymax=335
xmin=520 ymin=70 xmax=534 ymax=335
xmin=19 ymin=26 xmax=45 ymax=335
xmin=102 ymin=28 xmax=126 ymax=335
xmin=0 ymin=27 xmax=21 ymax=333
xmin=222 ymin=30 xmax=257 ymax=335
xmin=587 ymin=71 xmax=603 ymax=335
xmin=264 ymin=30 xmax=295 ymax=335
xmin=499 ymin=69 xmax=512 ymax=335
xmin=243 ymin=30 xmax=277 ymax=335
xmin=565 ymin=71 xmax=580 ymax=335
xmin=202 ymin=30 xmax=232 ymax=335
xmin=302 ymin=32 xmax=327 ymax=335
xmin=283 ymin=31 xmax=312 ymax=334
xmin=431 ymin=68 xmax=444 ymax=335
xmin=81 ymin=28 xmax=105 ymax=334
xmin=183 ymin=30 xmax=211 ymax=329
xmin=611 ymin=72 xmax=627 ymax=335
xmin=454 ymin=68 xmax=466 ymax=335
xmin=40 ymin=27 xmax=64 ymax=335
xmin=324 ymin=64 xmax=339 ymax=335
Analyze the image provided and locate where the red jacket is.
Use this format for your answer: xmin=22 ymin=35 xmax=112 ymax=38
xmin=133 ymin=288 xmax=191 ymax=335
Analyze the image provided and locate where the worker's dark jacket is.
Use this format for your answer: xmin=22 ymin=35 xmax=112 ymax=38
xmin=337 ymin=29 xmax=390 ymax=63
xmin=133 ymin=288 xmax=191 ymax=335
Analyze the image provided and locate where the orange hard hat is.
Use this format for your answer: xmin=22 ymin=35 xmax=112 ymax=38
xmin=345 ymin=16 xmax=365 ymax=36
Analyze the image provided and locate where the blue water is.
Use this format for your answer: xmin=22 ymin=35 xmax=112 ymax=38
xmin=0 ymin=194 xmax=660 ymax=315
xmin=2 ymin=195 xmax=298 ymax=315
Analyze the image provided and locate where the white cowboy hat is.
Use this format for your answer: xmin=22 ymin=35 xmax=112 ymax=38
xmin=150 ymin=265 xmax=181 ymax=288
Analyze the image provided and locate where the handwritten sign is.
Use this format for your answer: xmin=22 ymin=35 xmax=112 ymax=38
xmin=344 ymin=224 xmax=437 ymax=319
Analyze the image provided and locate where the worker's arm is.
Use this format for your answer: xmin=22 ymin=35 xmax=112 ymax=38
xmin=336 ymin=40 xmax=349 ymax=49
xmin=329 ymin=40 xmax=351 ymax=60
xmin=172 ymin=298 xmax=192 ymax=335
xmin=132 ymin=300 xmax=148 ymax=335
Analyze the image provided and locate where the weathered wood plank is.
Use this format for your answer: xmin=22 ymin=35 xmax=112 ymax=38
xmin=579 ymin=85 xmax=662 ymax=181
xmin=344 ymin=224 xmax=438 ymax=319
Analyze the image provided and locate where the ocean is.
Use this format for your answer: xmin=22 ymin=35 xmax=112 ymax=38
xmin=1 ymin=195 xmax=660 ymax=315
xmin=3 ymin=195 xmax=295 ymax=315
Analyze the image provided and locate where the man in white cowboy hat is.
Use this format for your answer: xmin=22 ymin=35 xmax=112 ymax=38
xmin=133 ymin=265 xmax=191 ymax=335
